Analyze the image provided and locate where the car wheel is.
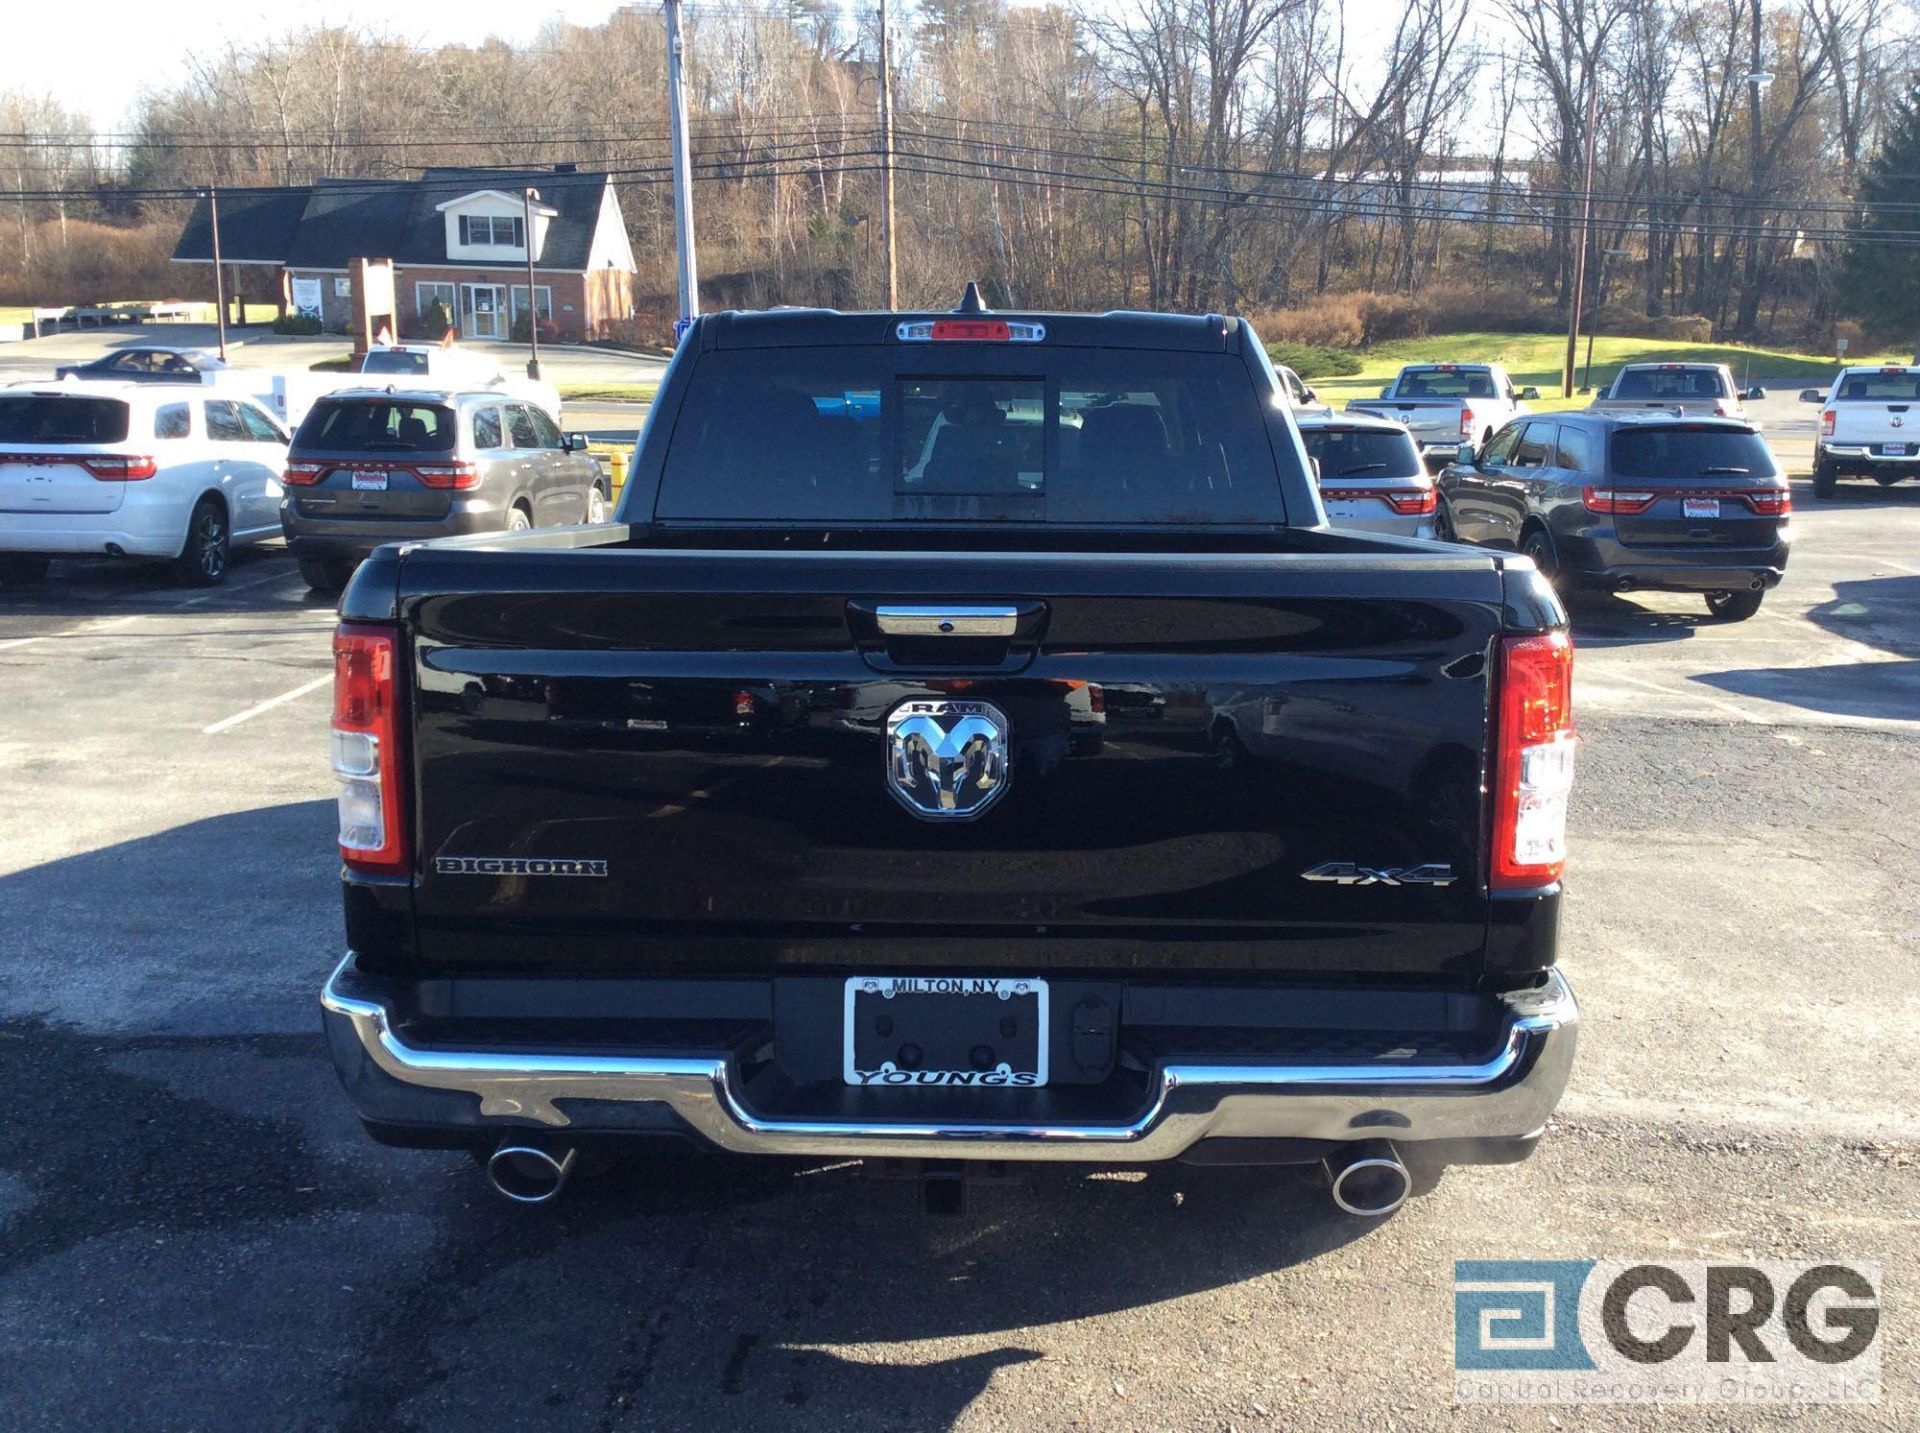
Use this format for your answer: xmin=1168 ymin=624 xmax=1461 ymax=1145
xmin=1521 ymin=528 xmax=1561 ymax=585
xmin=1812 ymin=456 xmax=1837 ymax=498
xmin=1706 ymin=588 xmax=1765 ymax=622
xmin=297 ymin=556 xmax=354 ymax=594
xmin=172 ymin=498 xmax=229 ymax=587
xmin=508 ymin=503 xmax=533 ymax=533
xmin=0 ymin=554 xmax=52 ymax=588
xmin=585 ymin=483 xmax=609 ymax=525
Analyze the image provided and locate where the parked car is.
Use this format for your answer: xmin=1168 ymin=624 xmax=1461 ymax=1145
xmin=1436 ymin=412 xmax=1790 ymax=620
xmin=280 ymin=387 xmax=607 ymax=593
xmin=317 ymin=298 xmax=1579 ymax=1215
xmin=1803 ymin=365 xmax=1920 ymax=497
xmin=1270 ymin=359 xmax=1333 ymax=417
xmin=270 ymin=343 xmax=562 ymax=430
xmin=1296 ymin=413 xmax=1437 ymax=538
xmin=0 ymin=383 xmax=287 ymax=587
xmin=1344 ymin=363 xmax=1536 ymax=465
xmin=53 ymin=347 xmax=228 ymax=384
xmin=1588 ymin=362 xmax=1756 ymax=418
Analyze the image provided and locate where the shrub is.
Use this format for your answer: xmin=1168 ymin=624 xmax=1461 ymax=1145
xmin=1646 ymin=314 xmax=1713 ymax=342
xmin=422 ymin=298 xmax=453 ymax=340
xmin=1357 ymin=292 xmax=1428 ymax=343
xmin=1251 ymin=293 xmax=1366 ymax=349
xmin=1265 ymin=341 xmax=1363 ymax=378
xmin=1831 ymin=319 xmax=1867 ymax=356
xmin=509 ymin=312 xmax=562 ymax=344
xmin=1422 ymin=282 xmax=1557 ymax=333
xmin=271 ymin=312 xmax=322 ymax=336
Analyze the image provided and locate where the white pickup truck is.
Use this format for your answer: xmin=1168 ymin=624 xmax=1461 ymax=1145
xmin=1805 ymin=365 xmax=1920 ymax=498
xmin=268 ymin=344 xmax=562 ymax=431
xmin=1589 ymin=362 xmax=1757 ymax=419
xmin=1344 ymin=363 xmax=1535 ymax=467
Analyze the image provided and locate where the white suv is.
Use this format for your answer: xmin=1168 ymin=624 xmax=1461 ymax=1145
xmin=0 ymin=382 xmax=288 ymax=587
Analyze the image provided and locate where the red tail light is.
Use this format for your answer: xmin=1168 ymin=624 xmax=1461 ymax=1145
xmin=332 ymin=623 xmax=409 ymax=876
xmin=1491 ymin=631 xmax=1577 ymax=890
xmin=83 ymin=454 xmax=157 ymax=481
xmin=1319 ymin=486 xmax=1439 ymax=515
xmin=1745 ymin=488 xmax=1791 ymax=517
xmin=412 ymin=461 xmax=480 ymax=490
xmin=733 ymin=688 xmax=757 ymax=717
xmin=931 ymin=319 xmax=1011 ymax=342
xmin=1582 ymin=486 xmax=1658 ymax=515
xmin=1820 ymin=410 xmax=1835 ymax=437
xmin=1086 ymin=683 xmax=1105 ymax=714
xmin=284 ymin=461 xmax=324 ymax=486
xmin=1459 ymin=407 xmax=1476 ymax=438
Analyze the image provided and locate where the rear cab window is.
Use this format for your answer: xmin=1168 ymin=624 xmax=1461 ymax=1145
xmin=296 ymin=399 xmax=456 ymax=453
xmin=1612 ymin=367 xmax=1732 ymax=399
xmin=1299 ymin=427 xmax=1422 ymax=480
xmin=1395 ymin=367 xmax=1496 ymax=399
xmin=0 ymin=395 xmax=130 ymax=444
xmin=656 ymin=346 xmax=1287 ymax=525
xmin=1610 ymin=426 xmax=1780 ymax=479
xmin=360 ymin=351 xmax=431 ymax=376
xmin=1834 ymin=371 xmax=1920 ymax=402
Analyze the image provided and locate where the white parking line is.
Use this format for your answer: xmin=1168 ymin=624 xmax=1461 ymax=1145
xmin=202 ymin=674 xmax=331 ymax=735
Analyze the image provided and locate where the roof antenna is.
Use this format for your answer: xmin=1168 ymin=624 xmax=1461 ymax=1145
xmin=954 ymin=281 xmax=989 ymax=314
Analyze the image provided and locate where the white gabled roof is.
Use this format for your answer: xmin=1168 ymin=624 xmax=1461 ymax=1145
xmin=434 ymin=189 xmax=560 ymax=216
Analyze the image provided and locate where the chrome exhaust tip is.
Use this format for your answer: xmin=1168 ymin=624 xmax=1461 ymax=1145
xmin=1324 ymin=1140 xmax=1411 ymax=1218
xmin=485 ymin=1138 xmax=578 ymax=1205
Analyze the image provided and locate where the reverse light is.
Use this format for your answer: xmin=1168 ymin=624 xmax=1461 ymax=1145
xmin=332 ymin=623 xmax=408 ymax=876
xmin=1490 ymin=631 xmax=1577 ymax=890
xmin=283 ymin=461 xmax=324 ymax=486
xmin=1582 ymin=485 xmax=1658 ymax=515
xmin=1821 ymin=410 xmax=1835 ymax=437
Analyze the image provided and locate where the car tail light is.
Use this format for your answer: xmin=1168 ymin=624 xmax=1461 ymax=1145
xmin=1382 ymin=487 xmax=1438 ymax=515
xmin=896 ymin=318 xmax=1046 ymax=343
xmin=1745 ymin=488 xmax=1791 ymax=516
xmin=1582 ymin=485 xmax=1658 ymax=515
xmin=1491 ymin=631 xmax=1576 ymax=890
xmin=284 ymin=461 xmax=324 ymax=486
xmin=1459 ymin=407 xmax=1476 ymax=437
xmin=1821 ymin=410 xmax=1835 ymax=437
xmin=733 ymin=688 xmax=757 ymax=717
xmin=412 ymin=461 xmax=480 ymax=490
xmin=332 ymin=623 xmax=408 ymax=876
xmin=1086 ymin=683 xmax=1105 ymax=713
xmin=82 ymin=454 xmax=157 ymax=481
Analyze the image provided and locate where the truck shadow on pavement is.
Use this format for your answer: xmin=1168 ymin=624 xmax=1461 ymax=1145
xmin=0 ymin=549 xmax=330 ymax=621
xmin=1694 ymin=575 xmax=1920 ymax=720
xmin=0 ymin=799 xmax=1378 ymax=1432
xmin=1563 ymin=592 xmax=1705 ymax=647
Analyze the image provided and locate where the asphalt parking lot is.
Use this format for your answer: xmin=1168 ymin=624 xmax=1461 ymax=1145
xmin=2 ymin=461 xmax=1916 ymax=1428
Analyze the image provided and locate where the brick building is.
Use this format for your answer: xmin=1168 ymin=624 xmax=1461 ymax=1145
xmin=172 ymin=166 xmax=637 ymax=342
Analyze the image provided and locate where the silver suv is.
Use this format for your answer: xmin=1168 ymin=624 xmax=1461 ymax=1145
xmin=281 ymin=387 xmax=606 ymax=593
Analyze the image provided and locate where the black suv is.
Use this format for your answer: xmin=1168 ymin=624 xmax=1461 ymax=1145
xmin=1436 ymin=413 xmax=1791 ymax=620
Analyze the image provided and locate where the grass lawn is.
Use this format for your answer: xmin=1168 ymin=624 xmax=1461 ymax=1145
xmin=1309 ymin=331 xmax=1902 ymax=413
xmin=557 ymin=383 xmax=658 ymax=403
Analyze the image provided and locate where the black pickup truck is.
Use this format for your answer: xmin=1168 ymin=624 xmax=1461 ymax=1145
xmin=321 ymin=297 xmax=1580 ymax=1217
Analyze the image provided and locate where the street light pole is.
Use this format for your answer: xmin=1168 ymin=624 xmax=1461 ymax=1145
xmin=877 ymin=0 xmax=898 ymax=309
xmin=663 ymin=0 xmax=700 ymax=339
xmin=523 ymin=186 xmax=542 ymax=380
xmin=1562 ymin=73 xmax=1600 ymax=398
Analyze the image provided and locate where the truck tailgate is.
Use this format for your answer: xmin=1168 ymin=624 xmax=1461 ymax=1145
xmin=399 ymin=546 xmax=1506 ymax=983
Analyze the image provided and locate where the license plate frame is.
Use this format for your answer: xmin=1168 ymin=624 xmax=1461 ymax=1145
xmin=1682 ymin=497 xmax=1721 ymax=519
xmin=350 ymin=469 xmax=389 ymax=492
xmin=842 ymin=976 xmax=1049 ymax=1089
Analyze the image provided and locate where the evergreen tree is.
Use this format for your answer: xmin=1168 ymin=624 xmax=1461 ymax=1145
xmin=1838 ymin=83 xmax=1920 ymax=347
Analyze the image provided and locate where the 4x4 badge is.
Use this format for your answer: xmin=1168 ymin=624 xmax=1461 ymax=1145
xmin=1302 ymin=861 xmax=1457 ymax=887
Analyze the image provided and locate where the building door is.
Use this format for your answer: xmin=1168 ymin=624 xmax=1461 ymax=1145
xmin=461 ymin=283 xmax=507 ymax=339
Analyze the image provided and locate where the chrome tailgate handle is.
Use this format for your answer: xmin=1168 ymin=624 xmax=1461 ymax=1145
xmin=874 ymin=605 xmax=1020 ymax=638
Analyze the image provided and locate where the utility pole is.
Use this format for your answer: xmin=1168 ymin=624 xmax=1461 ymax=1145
xmin=207 ymin=188 xmax=228 ymax=362
xmin=663 ymin=0 xmax=700 ymax=339
xmin=877 ymin=0 xmax=898 ymax=309
xmin=523 ymin=186 xmax=542 ymax=379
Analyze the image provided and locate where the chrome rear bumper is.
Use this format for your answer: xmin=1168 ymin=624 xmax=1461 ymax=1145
xmin=321 ymin=956 xmax=1578 ymax=1162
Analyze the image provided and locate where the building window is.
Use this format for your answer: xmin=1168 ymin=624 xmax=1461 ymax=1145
xmin=510 ymin=285 xmax=553 ymax=327
xmin=457 ymin=215 xmax=525 ymax=248
xmin=415 ymin=282 xmax=456 ymax=335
